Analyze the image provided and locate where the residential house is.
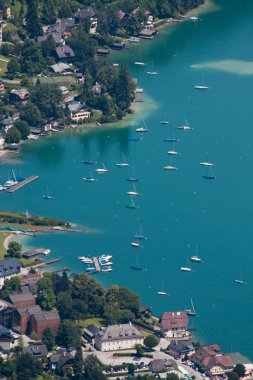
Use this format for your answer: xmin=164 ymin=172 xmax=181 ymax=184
xmin=50 ymin=63 xmax=71 ymax=74
xmin=96 ymin=49 xmax=109 ymax=57
xmin=83 ymin=324 xmax=99 ymax=346
xmin=0 ymin=77 xmax=4 ymax=93
xmin=91 ymin=82 xmax=102 ymax=96
xmin=139 ymin=29 xmax=157 ymax=39
xmin=0 ymin=324 xmax=14 ymax=352
xmin=191 ymin=344 xmax=233 ymax=376
xmin=67 ymin=101 xmax=91 ymax=122
xmin=9 ymin=291 xmax=36 ymax=308
xmin=0 ymin=258 xmax=21 ymax=288
xmin=168 ymin=340 xmax=195 ymax=358
xmin=0 ymin=117 xmax=14 ymax=132
xmin=23 ymin=344 xmax=48 ymax=360
xmin=95 ymin=323 xmax=144 ymax=352
xmin=49 ymin=349 xmax=74 ymax=372
xmin=74 ymin=7 xmax=97 ymax=34
xmin=160 ymin=311 xmax=189 ymax=339
xmin=9 ymin=88 xmax=30 ymax=105
xmin=55 ymin=46 xmax=75 ymax=62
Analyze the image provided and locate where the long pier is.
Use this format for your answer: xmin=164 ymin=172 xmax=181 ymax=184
xmin=7 ymin=175 xmax=39 ymax=193
xmin=93 ymin=257 xmax=101 ymax=272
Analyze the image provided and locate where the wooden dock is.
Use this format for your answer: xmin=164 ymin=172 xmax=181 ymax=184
xmin=93 ymin=257 xmax=101 ymax=272
xmin=7 ymin=175 xmax=39 ymax=193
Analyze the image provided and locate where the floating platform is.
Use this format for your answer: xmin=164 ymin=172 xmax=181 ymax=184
xmin=93 ymin=257 xmax=101 ymax=272
xmin=7 ymin=175 xmax=39 ymax=193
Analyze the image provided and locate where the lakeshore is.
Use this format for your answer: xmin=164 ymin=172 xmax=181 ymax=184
xmin=1 ymin=0 xmax=253 ymax=359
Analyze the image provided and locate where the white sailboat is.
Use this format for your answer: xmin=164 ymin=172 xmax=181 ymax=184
xmin=190 ymin=11 xmax=198 ymax=21
xmin=167 ymin=143 xmax=180 ymax=155
xmin=136 ymin=119 xmax=148 ymax=133
xmin=200 ymin=153 xmax=214 ymax=167
xmin=177 ymin=120 xmax=193 ymax=130
xmin=134 ymin=47 xmax=146 ymax=66
xmin=43 ymin=187 xmax=54 ymax=199
xmin=95 ymin=162 xmax=109 ymax=173
xmin=164 ymin=157 xmax=178 ymax=171
xmin=185 ymin=298 xmax=197 ymax=316
xmin=157 ymin=283 xmax=169 ymax=296
xmin=83 ymin=168 xmax=97 ymax=182
xmin=127 ymin=183 xmax=139 ymax=196
xmin=180 ymin=258 xmax=192 ymax=272
xmin=134 ymin=225 xmax=147 ymax=240
xmin=190 ymin=244 xmax=202 ymax=263
xmin=194 ymin=73 xmax=209 ymax=90
xmin=116 ymin=154 xmax=129 ymax=167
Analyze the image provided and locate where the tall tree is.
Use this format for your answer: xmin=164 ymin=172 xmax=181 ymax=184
xmin=7 ymin=241 xmax=22 ymax=258
xmin=26 ymin=0 xmax=43 ymax=39
xmin=83 ymin=355 xmax=106 ymax=380
xmin=115 ymin=65 xmax=134 ymax=110
xmin=20 ymin=103 xmax=43 ymax=127
xmin=41 ymin=0 xmax=56 ymax=25
xmin=56 ymin=320 xmax=81 ymax=349
xmin=14 ymin=121 xmax=30 ymax=140
xmin=42 ymin=327 xmax=55 ymax=351
xmin=37 ymin=277 xmax=56 ymax=310
xmin=143 ymin=334 xmax=159 ymax=349
xmin=73 ymin=346 xmax=83 ymax=380
xmin=5 ymin=127 xmax=21 ymax=144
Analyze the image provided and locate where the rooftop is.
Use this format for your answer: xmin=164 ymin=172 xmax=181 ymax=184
xmin=9 ymin=292 xmax=35 ymax=305
xmin=50 ymin=63 xmax=70 ymax=73
xmin=75 ymin=7 xmax=96 ymax=20
xmin=16 ymin=305 xmax=42 ymax=316
xmin=161 ymin=311 xmax=188 ymax=330
xmin=67 ymin=101 xmax=87 ymax=114
xmin=32 ymin=311 xmax=60 ymax=322
xmin=10 ymin=88 xmax=30 ymax=100
xmin=56 ymin=46 xmax=75 ymax=59
xmin=0 ymin=258 xmax=21 ymax=278
xmin=23 ymin=344 xmax=48 ymax=357
xmin=97 ymin=323 xmax=143 ymax=342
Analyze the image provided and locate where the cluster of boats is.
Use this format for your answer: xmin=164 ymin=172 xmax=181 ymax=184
xmin=78 ymin=255 xmax=113 ymax=273
xmin=0 ymin=170 xmax=25 ymax=191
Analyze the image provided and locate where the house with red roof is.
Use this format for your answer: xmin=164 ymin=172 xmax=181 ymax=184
xmin=160 ymin=311 xmax=190 ymax=339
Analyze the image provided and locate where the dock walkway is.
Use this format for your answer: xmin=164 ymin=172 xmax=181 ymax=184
xmin=7 ymin=175 xmax=39 ymax=193
xmin=93 ymin=257 xmax=101 ymax=272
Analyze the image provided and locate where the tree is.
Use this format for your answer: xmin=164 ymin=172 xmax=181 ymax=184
xmin=166 ymin=373 xmax=180 ymax=380
xmin=115 ymin=65 xmax=134 ymax=110
xmin=20 ymin=103 xmax=42 ymax=127
xmin=73 ymin=346 xmax=83 ymax=380
xmin=37 ymin=277 xmax=56 ymax=310
xmin=14 ymin=121 xmax=30 ymax=140
xmin=143 ymin=334 xmax=159 ymax=349
xmin=41 ymin=0 xmax=56 ymax=25
xmin=56 ymin=320 xmax=80 ymax=349
xmin=233 ymin=364 xmax=246 ymax=378
xmin=58 ymin=3 xmax=72 ymax=18
xmin=26 ymin=0 xmax=43 ymax=38
xmin=5 ymin=126 xmax=21 ymax=144
xmin=83 ymin=355 xmax=106 ymax=380
xmin=7 ymin=241 xmax=22 ymax=258
xmin=135 ymin=344 xmax=144 ymax=356
xmin=227 ymin=372 xmax=240 ymax=380
xmin=42 ymin=328 xmax=55 ymax=351
xmin=16 ymin=352 xmax=42 ymax=380
xmin=128 ymin=363 xmax=135 ymax=375
xmin=21 ymin=41 xmax=45 ymax=74
xmin=32 ymin=84 xmax=63 ymax=118
xmin=7 ymin=58 xmax=20 ymax=74
xmin=41 ymin=35 xmax=56 ymax=59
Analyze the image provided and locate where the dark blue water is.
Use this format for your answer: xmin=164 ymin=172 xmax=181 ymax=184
xmin=1 ymin=0 xmax=253 ymax=357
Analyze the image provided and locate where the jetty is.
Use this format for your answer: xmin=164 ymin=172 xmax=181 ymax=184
xmin=93 ymin=257 xmax=101 ymax=272
xmin=7 ymin=175 xmax=39 ymax=193
xmin=53 ymin=266 xmax=71 ymax=273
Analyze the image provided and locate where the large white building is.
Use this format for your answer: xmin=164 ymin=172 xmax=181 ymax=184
xmin=95 ymin=323 xmax=144 ymax=352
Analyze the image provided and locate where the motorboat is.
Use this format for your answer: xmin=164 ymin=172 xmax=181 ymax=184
xmin=164 ymin=165 xmax=178 ymax=171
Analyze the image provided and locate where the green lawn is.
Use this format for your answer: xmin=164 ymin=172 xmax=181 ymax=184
xmin=38 ymin=76 xmax=77 ymax=85
xmin=0 ymin=55 xmax=9 ymax=75
xmin=78 ymin=318 xmax=103 ymax=328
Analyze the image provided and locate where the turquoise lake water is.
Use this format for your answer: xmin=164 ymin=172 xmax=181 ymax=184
xmin=1 ymin=0 xmax=253 ymax=357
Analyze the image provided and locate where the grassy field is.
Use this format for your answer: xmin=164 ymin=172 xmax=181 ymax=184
xmin=78 ymin=318 xmax=104 ymax=328
xmin=0 ymin=55 xmax=9 ymax=75
xmin=31 ymin=76 xmax=77 ymax=86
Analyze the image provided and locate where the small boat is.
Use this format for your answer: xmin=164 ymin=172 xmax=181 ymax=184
xmin=185 ymin=298 xmax=197 ymax=316
xmin=194 ymin=85 xmax=209 ymax=90
xmin=157 ymin=291 xmax=168 ymax=296
xmin=126 ymin=197 xmax=136 ymax=209
xmin=128 ymin=36 xmax=140 ymax=43
xmin=4 ymin=179 xmax=18 ymax=188
xmin=234 ymin=279 xmax=247 ymax=285
xmin=83 ymin=177 xmax=96 ymax=182
xmin=128 ymin=135 xmax=141 ymax=141
xmin=134 ymin=61 xmax=146 ymax=66
xmin=190 ymin=244 xmax=202 ymax=263
xmin=101 ymin=267 xmax=113 ymax=272
xmin=167 ymin=144 xmax=180 ymax=155
xmin=164 ymin=165 xmax=178 ymax=171
xmin=146 ymin=71 xmax=159 ymax=75
xmin=0 ymin=185 xmax=5 ymax=191
xmin=134 ymin=225 xmax=147 ymax=240
xmin=177 ymin=122 xmax=192 ymax=131
xmin=127 ymin=183 xmax=139 ymax=196
xmin=180 ymin=259 xmax=192 ymax=272
xmin=164 ymin=138 xmax=180 ymax=142
xmin=43 ymin=187 xmax=54 ymax=199
xmin=200 ymin=153 xmax=214 ymax=167
xmin=100 ymin=254 xmax=112 ymax=260
xmin=127 ymin=169 xmax=139 ymax=182
xmin=131 ymin=241 xmax=141 ymax=248
xmin=86 ymin=267 xmax=96 ymax=273
xmin=96 ymin=163 xmax=109 ymax=173
xmin=81 ymin=259 xmax=94 ymax=264
xmin=136 ymin=120 xmax=148 ymax=133
xmin=190 ymin=11 xmax=198 ymax=21
xmin=160 ymin=120 xmax=170 ymax=124
xmin=131 ymin=252 xmax=142 ymax=270
xmin=82 ymin=161 xmax=94 ymax=165
xmin=203 ymin=166 xmax=216 ymax=180
xmin=100 ymin=261 xmax=113 ymax=265
xmin=79 ymin=256 xmax=92 ymax=260
xmin=116 ymin=154 xmax=129 ymax=167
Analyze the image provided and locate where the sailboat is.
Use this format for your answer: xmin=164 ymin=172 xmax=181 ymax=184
xmin=125 ymin=197 xmax=136 ymax=209
xmin=194 ymin=73 xmax=209 ymax=90
xmin=190 ymin=244 xmax=202 ymax=263
xmin=127 ymin=183 xmax=139 ymax=196
xmin=160 ymin=120 xmax=170 ymax=125
xmin=167 ymin=143 xmax=180 ymax=155
xmin=157 ymin=283 xmax=169 ymax=296
xmin=127 ymin=168 xmax=139 ymax=182
xmin=185 ymin=298 xmax=197 ymax=316
xmin=95 ymin=162 xmax=109 ymax=173
xmin=177 ymin=120 xmax=193 ymax=130
xmin=190 ymin=11 xmax=198 ymax=21
xmin=131 ymin=238 xmax=141 ymax=247
xmin=43 ymin=187 xmax=54 ymax=199
xmin=146 ymin=71 xmax=159 ymax=75
xmin=83 ymin=168 xmax=97 ymax=182
xmin=131 ymin=252 xmax=142 ymax=270
xmin=180 ymin=258 xmax=192 ymax=272
xmin=116 ymin=154 xmax=129 ymax=167
xmin=203 ymin=166 xmax=216 ymax=179
xmin=136 ymin=119 xmax=148 ymax=133
xmin=82 ymin=160 xmax=94 ymax=164
xmin=134 ymin=225 xmax=147 ymax=240
xmin=164 ymin=157 xmax=178 ymax=171
xmin=234 ymin=279 xmax=247 ymax=285
xmin=200 ymin=153 xmax=214 ymax=167
xmin=134 ymin=46 xmax=146 ymax=66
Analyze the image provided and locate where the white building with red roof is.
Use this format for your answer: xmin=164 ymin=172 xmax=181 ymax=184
xmin=160 ymin=311 xmax=190 ymax=339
